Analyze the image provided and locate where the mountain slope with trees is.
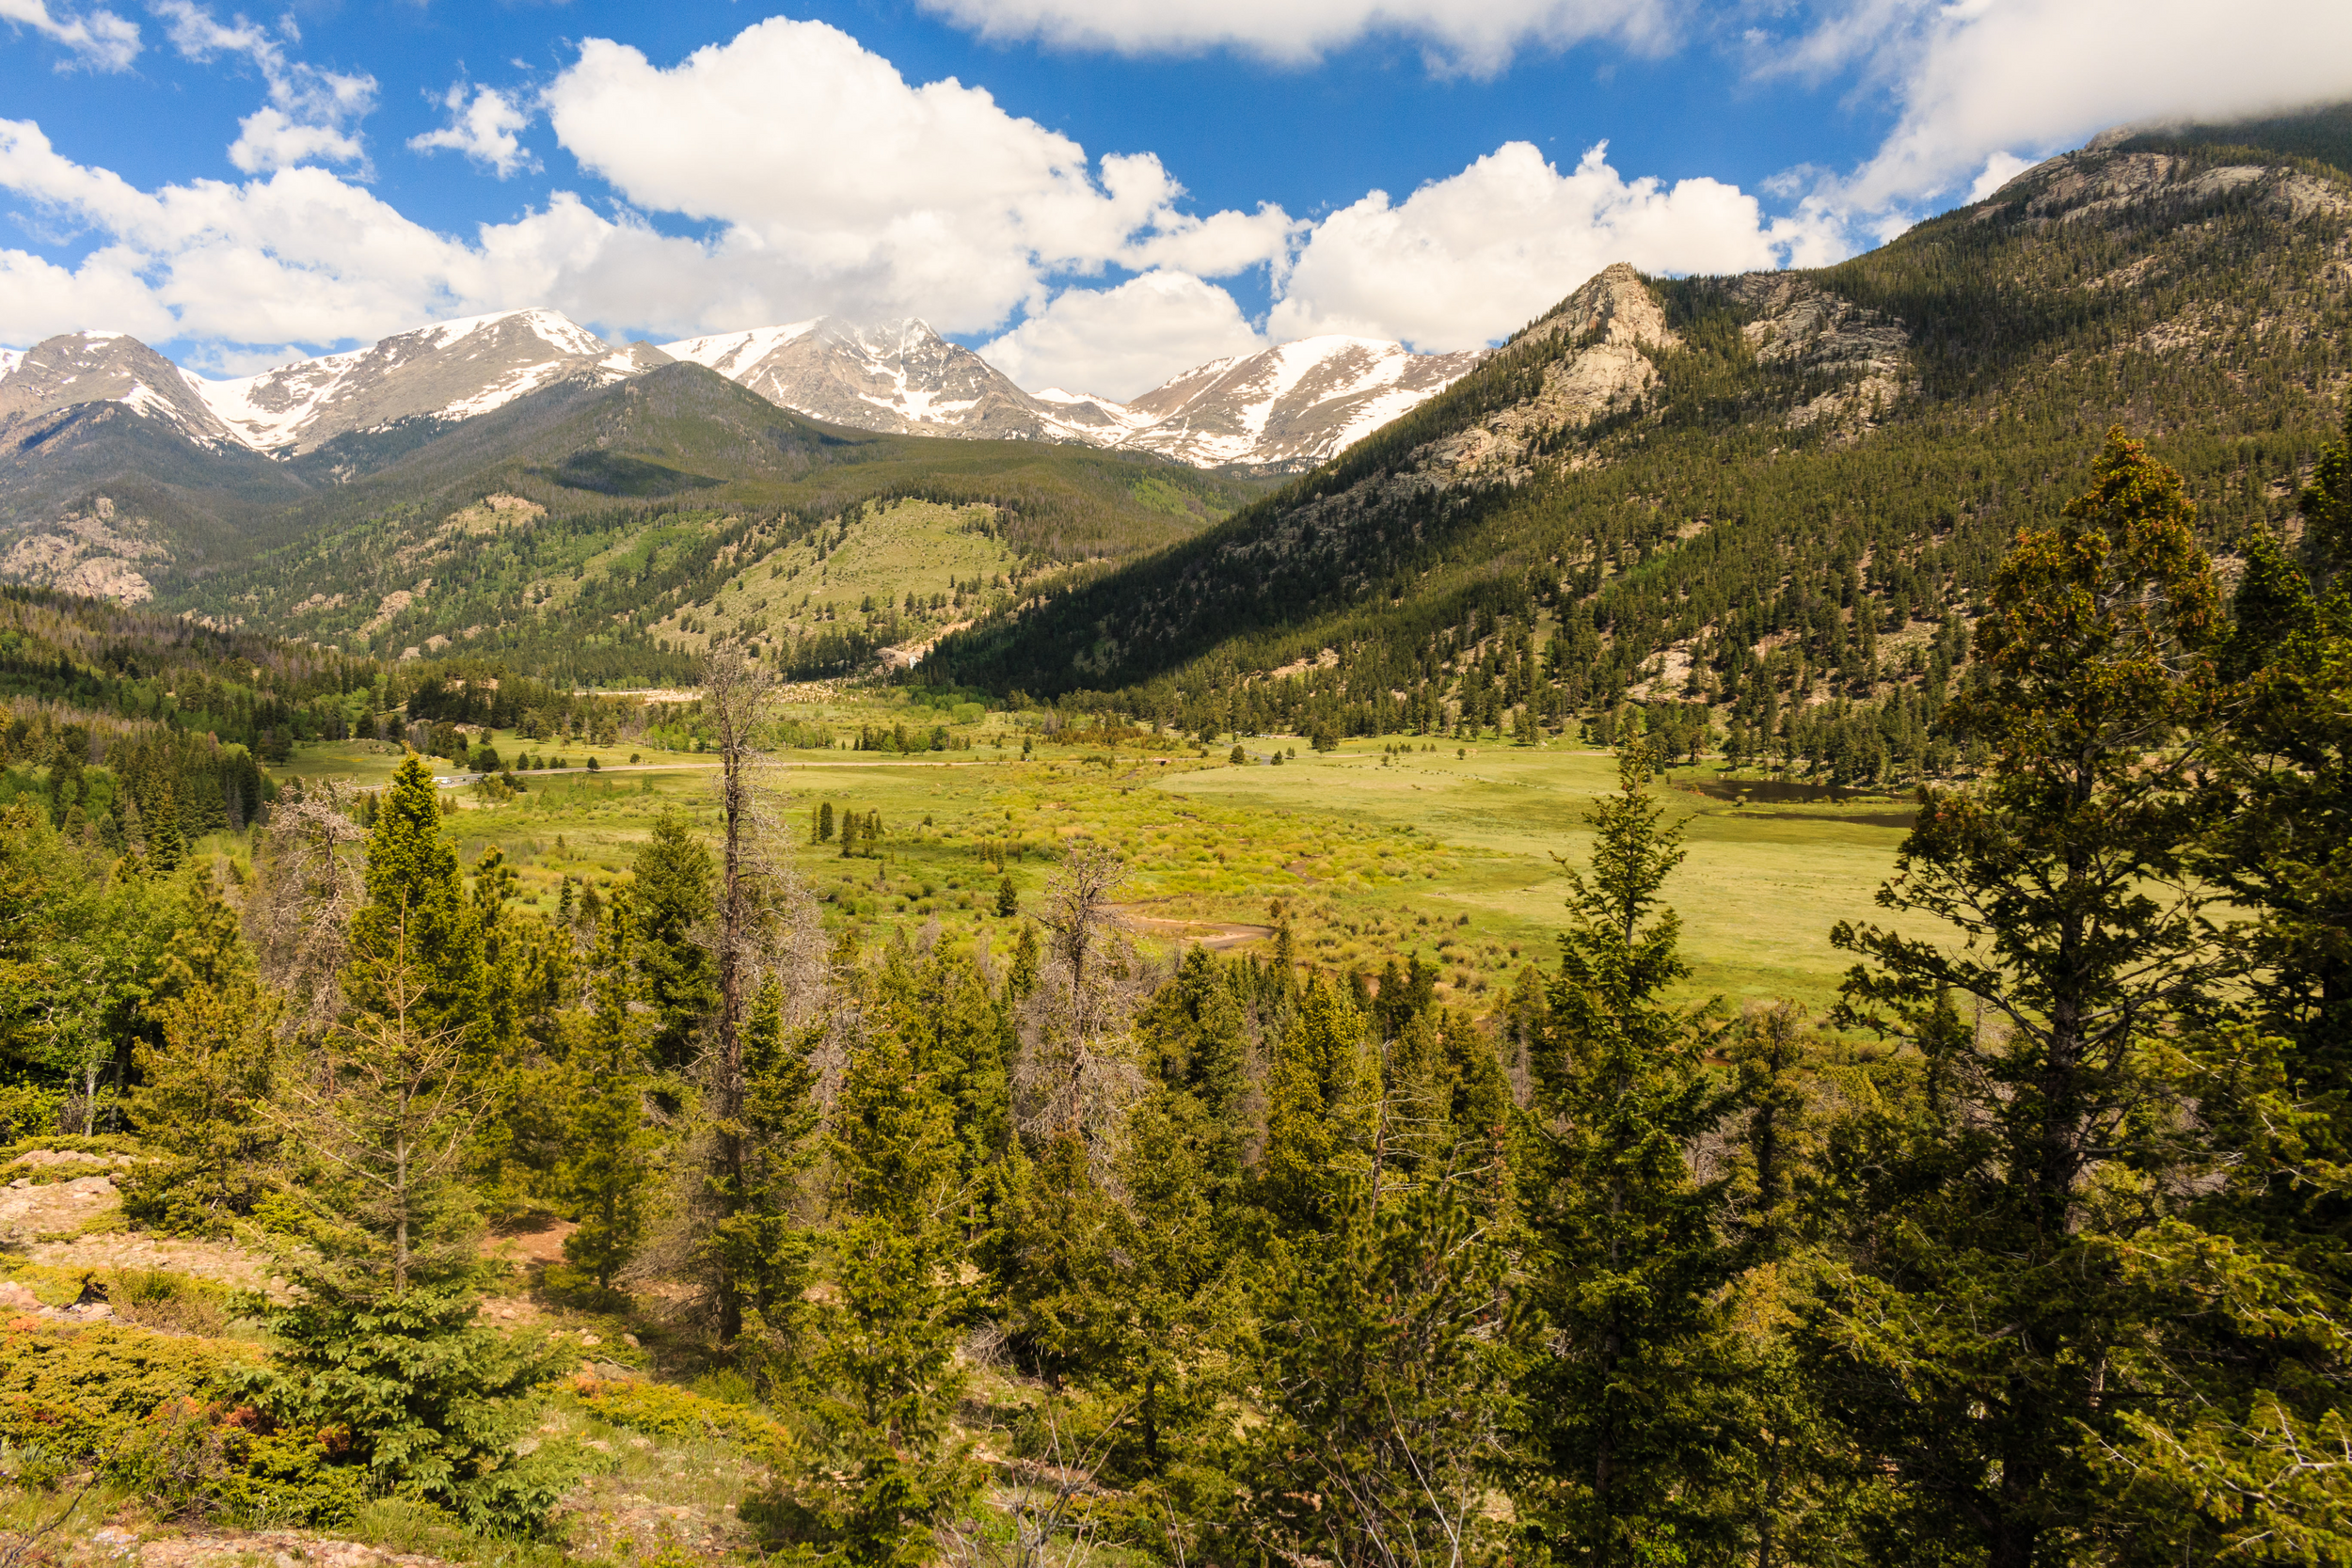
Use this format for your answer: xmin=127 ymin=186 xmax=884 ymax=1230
xmin=929 ymin=124 xmax=2352 ymax=782
xmin=2 ymin=361 xmax=1262 ymax=649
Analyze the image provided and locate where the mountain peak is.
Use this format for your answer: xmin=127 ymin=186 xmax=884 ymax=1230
xmin=200 ymin=309 xmax=646 ymax=454
xmin=0 ymin=329 xmax=240 ymax=449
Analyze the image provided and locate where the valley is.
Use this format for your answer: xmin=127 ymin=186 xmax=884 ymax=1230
xmin=256 ymin=701 xmax=1909 ymax=1017
xmin=0 ymin=99 xmax=2348 ymax=1568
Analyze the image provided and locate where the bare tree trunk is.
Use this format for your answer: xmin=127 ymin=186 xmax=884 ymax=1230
xmin=701 ymin=643 xmax=776 ymax=1344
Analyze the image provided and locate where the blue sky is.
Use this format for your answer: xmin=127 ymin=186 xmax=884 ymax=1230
xmin=3 ymin=0 xmax=2346 ymax=397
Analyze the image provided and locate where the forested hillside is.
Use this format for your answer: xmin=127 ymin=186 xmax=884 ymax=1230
xmin=930 ymin=130 xmax=2352 ymax=784
xmin=0 ymin=408 xmax=2347 ymax=1561
xmin=3 ymin=363 xmax=1258 ymax=682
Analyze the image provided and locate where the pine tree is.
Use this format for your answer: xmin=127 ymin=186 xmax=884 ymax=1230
xmin=629 ymin=805 xmax=718 ymax=1069
xmin=145 ymin=784 xmax=184 ymax=873
xmin=557 ymin=901 xmax=658 ymax=1292
xmin=1248 ymin=1168 xmax=1518 ymax=1568
xmin=1258 ymin=975 xmax=1379 ymax=1232
xmin=1518 ymin=739 xmax=1741 ymax=1563
xmin=123 ymin=974 xmax=281 ymax=1234
xmin=2106 ymin=408 xmax=2352 ymax=1556
xmin=1822 ymin=428 xmax=2233 ymax=1567
xmin=706 ymin=974 xmax=821 ymax=1354
xmin=347 ymin=754 xmax=485 ymax=1055
xmin=752 ymin=1020 xmax=978 ymax=1565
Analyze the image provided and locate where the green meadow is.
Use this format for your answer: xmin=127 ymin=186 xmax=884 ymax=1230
xmin=280 ymin=705 xmax=1917 ymax=1017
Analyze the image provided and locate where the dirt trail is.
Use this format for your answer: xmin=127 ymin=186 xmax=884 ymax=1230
xmin=1113 ymin=906 xmax=1276 ymax=951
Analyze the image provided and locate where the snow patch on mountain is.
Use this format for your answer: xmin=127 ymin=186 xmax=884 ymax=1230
xmin=196 ymin=309 xmax=658 ymax=454
xmin=1115 ymin=335 xmax=1486 ymax=468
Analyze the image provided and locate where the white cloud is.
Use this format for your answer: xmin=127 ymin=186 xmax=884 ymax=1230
xmin=0 ymin=0 xmax=137 ymax=71
xmin=1120 ymin=203 xmax=1298 ymax=277
xmin=0 ymin=243 xmax=173 ymax=343
xmin=230 ymin=105 xmax=364 ymax=174
xmin=979 ymin=269 xmax=1265 ymax=397
xmin=155 ymin=0 xmax=375 ymax=172
xmin=1271 ymin=141 xmax=1799 ymax=350
xmin=1966 ymin=150 xmax=2034 ymax=203
xmin=1772 ymin=0 xmax=2352 ymax=222
xmin=538 ymin=17 xmax=1280 ymax=334
xmin=408 ymin=81 xmax=534 ymax=178
xmin=0 ymin=116 xmax=606 ymax=348
xmin=920 ymin=0 xmax=1677 ymax=73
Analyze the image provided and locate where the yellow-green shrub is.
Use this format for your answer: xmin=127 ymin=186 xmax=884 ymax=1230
xmin=570 ymin=1374 xmax=784 ymax=1448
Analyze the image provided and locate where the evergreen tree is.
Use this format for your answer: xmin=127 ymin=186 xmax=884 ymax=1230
xmin=1136 ymin=945 xmax=1252 ymax=1177
xmin=630 ymin=805 xmax=718 ymax=1070
xmin=753 ymin=1020 xmax=978 ymax=1565
xmin=1248 ymin=1169 xmax=1518 ymax=1568
xmin=2111 ymin=408 xmax=2352 ymax=1556
xmin=1822 ymin=428 xmax=2231 ymax=1567
xmin=123 ymin=973 xmax=280 ymax=1234
xmin=1518 ymin=740 xmax=1741 ymax=1564
xmin=1258 ymin=975 xmax=1379 ymax=1232
xmin=557 ymin=901 xmax=658 ymax=1291
xmin=347 ymin=754 xmax=486 ymax=1054
xmin=707 ymin=974 xmax=820 ymax=1356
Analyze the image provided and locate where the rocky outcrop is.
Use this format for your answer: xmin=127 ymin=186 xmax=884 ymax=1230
xmin=1422 ymin=262 xmax=1676 ymax=477
xmin=0 ymin=493 xmax=166 ymax=603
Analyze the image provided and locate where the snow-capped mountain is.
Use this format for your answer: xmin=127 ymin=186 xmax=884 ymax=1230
xmin=660 ymin=317 xmax=1121 ymax=443
xmin=0 ymin=331 xmax=246 ymax=449
xmin=2 ymin=309 xmax=1484 ymax=474
xmin=0 ymin=310 xmax=668 ymax=460
xmin=665 ymin=318 xmax=1484 ymax=468
xmin=1115 ymin=337 xmax=1487 ymax=469
xmin=201 ymin=309 xmax=670 ymax=455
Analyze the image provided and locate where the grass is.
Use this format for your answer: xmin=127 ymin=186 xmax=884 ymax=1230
xmin=645 ymin=499 xmax=1024 ymax=657
xmin=281 ymin=701 xmax=1916 ymax=1016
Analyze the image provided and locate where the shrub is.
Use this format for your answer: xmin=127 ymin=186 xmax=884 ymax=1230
xmin=570 ymin=1374 xmax=783 ymax=1448
xmin=119 ymin=1397 xmax=368 ymax=1527
xmin=250 ymin=1283 xmax=573 ymax=1535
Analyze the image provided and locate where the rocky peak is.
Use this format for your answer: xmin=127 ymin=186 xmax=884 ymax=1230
xmin=1527 ymin=261 xmax=1679 ymax=354
xmin=0 ymin=331 xmax=239 ymax=448
xmin=201 ymin=309 xmax=660 ymax=455
xmin=1116 ymin=336 xmax=1486 ymax=470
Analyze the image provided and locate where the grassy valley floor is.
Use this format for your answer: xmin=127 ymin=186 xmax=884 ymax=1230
xmin=276 ymin=709 xmax=1915 ymax=1017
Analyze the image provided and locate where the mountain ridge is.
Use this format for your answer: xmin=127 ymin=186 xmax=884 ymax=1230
xmin=924 ymin=130 xmax=2352 ymax=781
xmin=0 ymin=309 xmax=1486 ymax=483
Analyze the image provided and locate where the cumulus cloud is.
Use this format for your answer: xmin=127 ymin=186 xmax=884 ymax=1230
xmin=0 ymin=0 xmax=136 ymax=71
xmin=0 ymin=116 xmax=610 ymax=349
xmin=920 ymin=0 xmax=1677 ymax=73
xmin=1121 ymin=203 xmax=1298 ymax=277
xmin=542 ymin=18 xmax=1263 ymax=333
xmin=1270 ymin=141 xmax=1804 ymax=350
xmin=155 ymin=0 xmax=375 ymax=173
xmin=408 ymin=80 xmax=534 ymax=178
xmin=1770 ymin=0 xmax=2352 ymax=222
xmin=1966 ymin=151 xmax=2035 ymax=204
xmin=979 ymin=269 xmax=1265 ymax=397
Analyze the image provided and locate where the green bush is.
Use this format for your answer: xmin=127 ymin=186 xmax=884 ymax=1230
xmin=0 ymin=1323 xmax=362 ymax=1523
xmin=251 ymin=1282 xmax=572 ymax=1534
xmin=0 ymin=1087 xmax=66 ymax=1146
xmin=570 ymin=1373 xmax=783 ymax=1448
xmin=118 ymin=1397 xmax=368 ymax=1527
